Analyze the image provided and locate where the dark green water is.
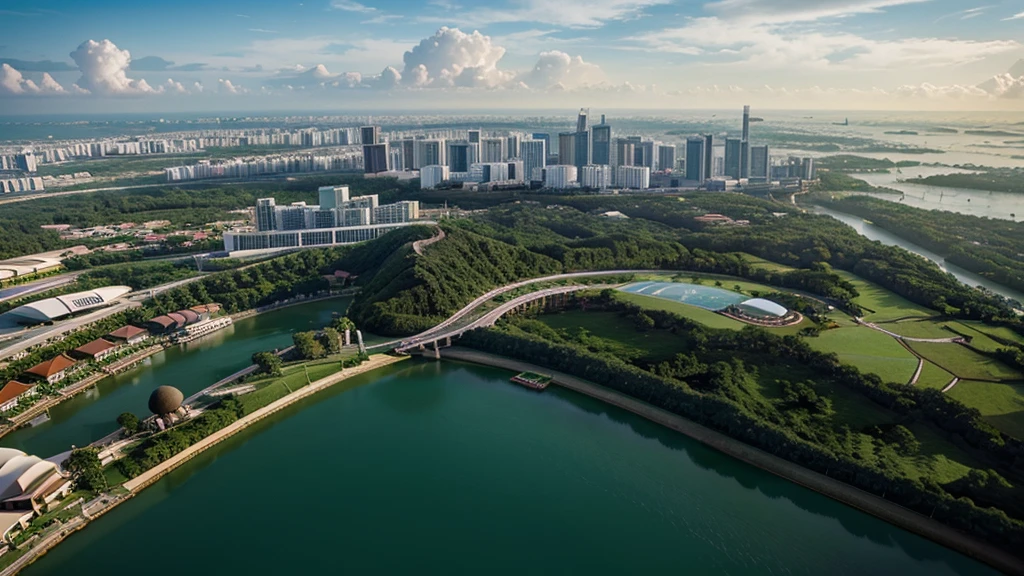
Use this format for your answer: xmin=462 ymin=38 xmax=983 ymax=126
xmin=1 ymin=298 xmax=349 ymax=457
xmin=23 ymin=360 xmax=993 ymax=575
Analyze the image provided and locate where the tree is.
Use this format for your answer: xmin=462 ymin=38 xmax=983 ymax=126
xmin=320 ymin=327 xmax=341 ymax=354
xmin=117 ymin=412 xmax=141 ymax=436
xmin=330 ymin=316 xmax=356 ymax=332
xmin=65 ymin=448 xmax=106 ymax=492
xmin=293 ymin=331 xmax=326 ymax=360
xmin=252 ymin=351 xmax=283 ymax=376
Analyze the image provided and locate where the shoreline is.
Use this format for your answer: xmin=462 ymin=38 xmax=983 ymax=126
xmin=3 ymin=353 xmax=408 ymax=575
xmin=437 ymin=347 xmax=1024 ymax=576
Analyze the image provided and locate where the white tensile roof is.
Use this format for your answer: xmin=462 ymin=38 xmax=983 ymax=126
xmin=0 ymin=448 xmax=60 ymax=501
xmin=6 ymin=285 xmax=131 ymax=322
xmin=739 ymin=298 xmax=788 ymax=317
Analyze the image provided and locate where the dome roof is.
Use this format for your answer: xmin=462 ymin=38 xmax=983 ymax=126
xmin=148 ymin=386 xmax=184 ymax=415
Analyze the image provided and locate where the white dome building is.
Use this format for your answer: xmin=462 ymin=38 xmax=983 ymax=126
xmin=5 ymin=285 xmax=131 ymax=324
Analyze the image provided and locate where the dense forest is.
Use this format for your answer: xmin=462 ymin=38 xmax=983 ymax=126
xmin=0 ymin=175 xmax=419 ymax=261
xmin=813 ymin=195 xmax=1024 ymax=295
xmin=906 ymin=168 xmax=1024 ymax=195
xmin=460 ymin=293 xmax=1024 ymax=559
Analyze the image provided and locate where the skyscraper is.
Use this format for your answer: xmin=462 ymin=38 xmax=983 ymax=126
xmin=615 ymin=138 xmax=635 ymax=167
xmin=362 ymin=143 xmax=389 ymax=174
xmin=506 ymin=134 xmax=521 ymax=159
xmin=481 ymin=138 xmax=506 ymax=163
xmin=742 ymin=105 xmax=750 ymax=142
xmin=521 ymin=139 xmax=546 ymax=182
xmin=576 ymin=108 xmax=589 ymax=133
xmin=591 ymin=123 xmax=611 ymax=166
xmin=573 ymin=130 xmax=589 ymax=173
xmin=360 ymin=126 xmax=380 ymax=145
xmin=724 ymin=138 xmax=742 ymax=179
xmin=749 ymin=145 xmax=770 ymax=181
xmin=467 ymin=130 xmax=481 ymax=166
xmin=417 ymin=140 xmax=445 ymax=168
xmin=255 ymin=198 xmax=277 ymax=232
xmin=636 ymin=141 xmax=655 ymax=170
xmin=14 ymin=152 xmax=36 ymax=173
xmin=558 ymin=132 xmax=575 ymax=167
xmin=447 ymin=142 xmax=470 ymax=173
xmin=685 ymin=137 xmax=705 ymax=181
xmin=657 ymin=145 xmax=676 ymax=172
xmin=740 ymin=105 xmax=751 ymax=178
xmin=703 ymin=135 xmax=714 ymax=184
xmin=400 ymin=139 xmax=416 ymax=171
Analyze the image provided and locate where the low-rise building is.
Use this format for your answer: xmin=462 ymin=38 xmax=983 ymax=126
xmin=0 ymin=382 xmax=35 ymax=413
xmin=107 ymin=325 xmax=150 ymax=346
xmin=24 ymin=354 xmax=79 ymax=385
xmin=71 ymin=338 xmax=121 ymax=362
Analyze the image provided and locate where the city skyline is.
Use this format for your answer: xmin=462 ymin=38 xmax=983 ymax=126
xmin=0 ymin=0 xmax=1023 ymax=113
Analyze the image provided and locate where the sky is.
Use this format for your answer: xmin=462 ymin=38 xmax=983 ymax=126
xmin=0 ymin=0 xmax=1023 ymax=114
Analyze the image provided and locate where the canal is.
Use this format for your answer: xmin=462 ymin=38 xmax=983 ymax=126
xmin=0 ymin=298 xmax=349 ymax=458
xmin=23 ymin=360 xmax=992 ymax=575
xmin=813 ymin=205 xmax=1024 ymax=304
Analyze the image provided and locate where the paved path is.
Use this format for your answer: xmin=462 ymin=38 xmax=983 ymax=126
xmin=412 ymin=227 xmax=445 ymax=256
xmin=941 ymin=377 xmax=961 ymax=393
xmin=855 ymin=318 xmax=962 ymax=343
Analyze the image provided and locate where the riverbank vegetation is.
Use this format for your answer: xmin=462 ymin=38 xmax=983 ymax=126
xmin=906 ymin=167 xmax=1024 ymax=195
xmin=815 ymin=155 xmax=922 ymax=173
xmin=459 ymin=291 xmax=1024 ymax=559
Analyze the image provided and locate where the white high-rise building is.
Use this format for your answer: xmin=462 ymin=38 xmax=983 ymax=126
xmin=521 ymin=139 xmax=546 ymax=183
xmin=543 ymin=165 xmax=578 ymax=189
xmin=480 ymin=138 xmax=506 ymax=163
xmin=615 ymin=166 xmax=650 ymax=190
xmin=420 ymin=165 xmax=450 ymax=189
xmin=581 ymin=165 xmax=613 ymax=189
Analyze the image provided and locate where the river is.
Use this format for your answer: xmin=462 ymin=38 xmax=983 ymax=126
xmin=848 ymin=167 xmax=1023 ymax=222
xmin=0 ymin=298 xmax=349 ymax=458
xmin=813 ymin=205 xmax=1024 ymax=304
xmin=22 ymin=360 xmax=992 ymax=575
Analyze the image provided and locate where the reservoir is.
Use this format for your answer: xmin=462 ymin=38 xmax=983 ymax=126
xmin=22 ymin=360 xmax=992 ymax=575
xmin=813 ymin=205 xmax=1024 ymax=304
xmin=0 ymin=298 xmax=348 ymax=458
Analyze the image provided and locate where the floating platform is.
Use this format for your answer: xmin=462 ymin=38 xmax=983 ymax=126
xmin=510 ymin=371 xmax=552 ymax=391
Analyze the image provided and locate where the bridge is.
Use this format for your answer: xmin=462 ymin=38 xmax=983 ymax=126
xmin=394 ymin=284 xmax=587 ymax=357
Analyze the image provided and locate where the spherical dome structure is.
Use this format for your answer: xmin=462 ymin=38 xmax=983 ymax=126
xmin=148 ymin=386 xmax=184 ymax=415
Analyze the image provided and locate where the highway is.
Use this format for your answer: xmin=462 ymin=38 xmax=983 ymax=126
xmin=0 ymin=271 xmax=85 ymax=304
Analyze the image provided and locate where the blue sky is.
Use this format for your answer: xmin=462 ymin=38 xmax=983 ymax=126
xmin=1 ymin=0 xmax=1022 ymax=112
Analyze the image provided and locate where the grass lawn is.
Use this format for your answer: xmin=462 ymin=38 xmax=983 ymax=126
xmin=539 ymin=310 xmax=688 ymax=361
xmin=908 ymin=341 xmax=1023 ymax=382
xmin=946 ymin=380 xmax=1024 ymax=440
xmin=953 ymin=322 xmax=1024 ymax=352
xmin=806 ymin=326 xmax=918 ymax=384
xmin=738 ymin=253 xmax=797 ymax=273
xmin=833 ymin=271 xmax=936 ymax=322
xmin=916 ymin=360 xmax=955 ymax=389
xmin=615 ymin=291 xmax=747 ymax=330
xmin=880 ymin=319 xmax=958 ymax=339
xmin=960 ymin=322 xmax=1024 ymax=348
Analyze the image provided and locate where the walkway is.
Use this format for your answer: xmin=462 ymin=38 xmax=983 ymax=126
xmin=855 ymin=318 xmax=962 ymax=343
xmin=412 ymin=227 xmax=445 ymax=256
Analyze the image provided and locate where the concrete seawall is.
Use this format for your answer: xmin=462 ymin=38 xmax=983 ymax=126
xmin=439 ymin=347 xmax=1024 ymax=576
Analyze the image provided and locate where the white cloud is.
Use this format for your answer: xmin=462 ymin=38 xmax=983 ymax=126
xmin=217 ymin=78 xmax=246 ymax=94
xmin=977 ymin=73 xmax=1024 ymax=99
xmin=331 ymin=0 xmax=375 ymax=12
xmin=705 ymin=0 xmax=929 ymax=23
xmin=0 ymin=63 xmax=66 ymax=95
xmin=400 ymin=27 xmax=510 ymax=87
xmin=192 ymin=81 xmax=204 ymax=93
xmin=520 ymin=51 xmax=605 ymax=89
xmin=161 ymin=79 xmax=189 ymax=94
xmin=69 ymin=39 xmax=159 ymax=95
xmin=1002 ymin=11 xmax=1024 ymax=20
xmin=422 ymin=0 xmax=668 ymax=28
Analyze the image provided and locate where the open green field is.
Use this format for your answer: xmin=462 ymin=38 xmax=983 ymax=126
xmin=614 ymin=291 xmax=747 ymax=330
xmin=916 ymin=360 xmax=955 ymax=389
xmin=737 ymin=253 xmax=797 ymax=273
xmin=947 ymin=380 xmax=1024 ymax=440
xmin=834 ymin=271 xmax=936 ymax=322
xmin=807 ymin=327 xmax=918 ymax=384
xmin=908 ymin=342 xmax=1023 ymax=382
xmin=539 ymin=310 xmax=688 ymax=361
xmin=880 ymin=319 xmax=957 ymax=340
xmin=959 ymin=321 xmax=1024 ymax=349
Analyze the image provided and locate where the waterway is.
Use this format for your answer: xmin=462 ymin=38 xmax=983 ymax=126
xmin=848 ymin=167 xmax=1023 ymax=222
xmin=813 ymin=205 xmax=1024 ymax=305
xmin=0 ymin=298 xmax=349 ymax=458
xmin=23 ymin=360 xmax=992 ymax=575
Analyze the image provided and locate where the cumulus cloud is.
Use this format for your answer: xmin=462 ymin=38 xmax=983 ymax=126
xmin=977 ymin=74 xmax=1024 ymax=99
xmin=217 ymin=78 xmax=246 ymax=94
xmin=400 ymin=27 xmax=511 ymax=88
xmin=520 ymin=51 xmax=605 ymax=90
xmin=0 ymin=63 xmax=66 ymax=95
xmin=69 ymin=39 xmax=160 ymax=95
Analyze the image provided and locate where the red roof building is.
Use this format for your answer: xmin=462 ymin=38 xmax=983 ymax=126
xmin=24 ymin=354 xmax=79 ymax=384
xmin=107 ymin=325 xmax=149 ymax=345
xmin=0 ymin=382 xmax=35 ymax=412
xmin=72 ymin=338 xmax=120 ymax=361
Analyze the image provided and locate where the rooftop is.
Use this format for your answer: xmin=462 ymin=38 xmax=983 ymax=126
xmin=73 ymin=338 xmax=119 ymax=357
xmin=0 ymin=382 xmax=33 ymax=406
xmin=25 ymin=354 xmax=78 ymax=379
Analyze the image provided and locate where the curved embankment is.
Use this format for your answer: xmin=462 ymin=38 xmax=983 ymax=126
xmin=437 ymin=347 xmax=1024 ymax=576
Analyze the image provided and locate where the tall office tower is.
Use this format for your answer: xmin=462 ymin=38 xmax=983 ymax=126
xmin=521 ymin=139 xmax=547 ymax=183
xmin=749 ymin=145 xmax=770 ymax=181
xmin=255 ymin=198 xmax=277 ymax=232
xmin=531 ymin=133 xmax=550 ymax=156
xmin=685 ymin=137 xmax=706 ymax=181
xmin=576 ymin=108 xmax=589 ymax=133
xmin=14 ymin=152 xmax=37 ymax=173
xmin=557 ymin=132 xmax=575 ymax=166
xmin=360 ymin=126 xmax=380 ymax=145
xmin=400 ymin=139 xmax=416 ymax=170
xmin=657 ymin=145 xmax=676 ymax=172
xmin=615 ymin=138 xmax=635 ymax=167
xmin=481 ymin=138 xmax=506 ymax=162
xmin=636 ymin=141 xmax=655 ymax=170
xmin=318 ymin=185 xmax=349 ymax=209
xmin=362 ymin=143 xmax=389 ymax=174
xmin=742 ymin=105 xmax=750 ymax=142
xmin=573 ymin=130 xmax=590 ymax=173
xmin=417 ymin=139 xmax=445 ymax=168
xmin=724 ymin=138 xmax=742 ymax=178
xmin=703 ymin=135 xmax=714 ymax=183
xmin=447 ymin=142 xmax=470 ymax=172
xmin=591 ymin=123 xmax=611 ymax=166
xmin=467 ymin=130 xmax=481 ymax=166
xmin=506 ymin=134 xmax=521 ymax=159
xmin=801 ymin=157 xmax=815 ymax=180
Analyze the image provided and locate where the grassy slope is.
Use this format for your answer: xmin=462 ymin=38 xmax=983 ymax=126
xmin=614 ymin=291 xmax=747 ymax=330
xmin=539 ymin=311 xmax=688 ymax=363
xmin=908 ymin=341 xmax=1024 ymax=382
xmin=916 ymin=361 xmax=955 ymax=390
xmin=834 ymin=270 xmax=936 ymax=321
xmin=807 ymin=327 xmax=918 ymax=384
xmin=947 ymin=380 xmax=1024 ymax=440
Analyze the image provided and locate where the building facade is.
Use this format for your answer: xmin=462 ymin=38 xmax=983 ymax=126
xmin=581 ymin=165 xmax=613 ymax=189
xmin=615 ymin=166 xmax=650 ymax=190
